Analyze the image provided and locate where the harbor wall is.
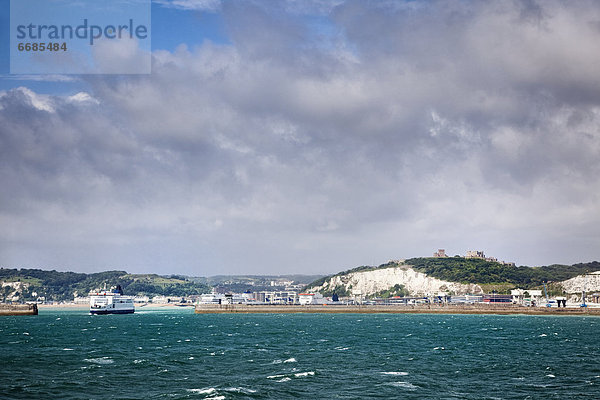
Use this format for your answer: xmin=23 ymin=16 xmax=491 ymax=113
xmin=195 ymin=303 xmax=600 ymax=316
xmin=0 ymin=304 xmax=38 ymax=316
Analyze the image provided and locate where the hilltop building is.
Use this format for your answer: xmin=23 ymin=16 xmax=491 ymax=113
xmin=433 ymin=249 xmax=447 ymax=257
xmin=466 ymin=250 xmax=485 ymax=259
xmin=464 ymin=250 xmax=515 ymax=266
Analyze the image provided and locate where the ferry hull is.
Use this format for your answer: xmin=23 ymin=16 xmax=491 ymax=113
xmin=90 ymin=309 xmax=134 ymax=315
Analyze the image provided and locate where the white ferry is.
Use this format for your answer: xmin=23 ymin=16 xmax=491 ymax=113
xmin=89 ymin=285 xmax=135 ymax=315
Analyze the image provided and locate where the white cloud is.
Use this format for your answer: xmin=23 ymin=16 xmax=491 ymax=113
xmin=16 ymin=87 xmax=55 ymax=112
xmin=67 ymin=92 xmax=100 ymax=105
xmin=2 ymin=0 xmax=600 ymax=274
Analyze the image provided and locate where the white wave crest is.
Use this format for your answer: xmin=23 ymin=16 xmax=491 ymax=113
xmin=387 ymin=381 xmax=418 ymax=390
xmin=294 ymin=371 xmax=315 ymax=377
xmin=224 ymin=387 xmax=257 ymax=394
xmin=187 ymin=387 xmax=216 ymax=394
xmin=84 ymin=357 xmax=114 ymax=365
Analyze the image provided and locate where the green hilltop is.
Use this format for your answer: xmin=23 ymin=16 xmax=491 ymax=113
xmin=0 ymin=268 xmax=211 ymax=302
xmin=408 ymin=257 xmax=600 ymax=294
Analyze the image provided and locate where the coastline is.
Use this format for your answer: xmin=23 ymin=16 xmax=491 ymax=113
xmin=195 ymin=303 xmax=600 ymax=316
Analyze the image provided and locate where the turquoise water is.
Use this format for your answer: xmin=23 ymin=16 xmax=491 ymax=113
xmin=1 ymin=308 xmax=600 ymax=399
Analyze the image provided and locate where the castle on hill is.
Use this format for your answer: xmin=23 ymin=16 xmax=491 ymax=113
xmin=433 ymin=249 xmax=515 ymax=267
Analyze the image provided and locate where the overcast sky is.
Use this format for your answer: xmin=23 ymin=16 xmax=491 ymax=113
xmin=1 ymin=0 xmax=600 ymax=276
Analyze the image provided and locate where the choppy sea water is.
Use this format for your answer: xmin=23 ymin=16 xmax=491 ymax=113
xmin=1 ymin=308 xmax=600 ymax=399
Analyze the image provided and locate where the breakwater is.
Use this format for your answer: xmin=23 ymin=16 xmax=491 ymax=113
xmin=0 ymin=303 xmax=38 ymax=316
xmin=195 ymin=303 xmax=600 ymax=316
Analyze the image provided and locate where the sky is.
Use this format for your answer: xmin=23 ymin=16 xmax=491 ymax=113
xmin=1 ymin=0 xmax=600 ymax=276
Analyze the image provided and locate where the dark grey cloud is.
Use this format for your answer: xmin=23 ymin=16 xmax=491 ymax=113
xmin=1 ymin=0 xmax=599 ymax=274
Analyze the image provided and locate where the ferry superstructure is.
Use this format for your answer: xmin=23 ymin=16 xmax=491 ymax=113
xmin=90 ymin=285 xmax=135 ymax=314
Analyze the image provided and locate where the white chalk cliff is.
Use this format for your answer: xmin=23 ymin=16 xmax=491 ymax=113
xmin=306 ymin=264 xmax=483 ymax=296
xmin=560 ymin=271 xmax=600 ymax=293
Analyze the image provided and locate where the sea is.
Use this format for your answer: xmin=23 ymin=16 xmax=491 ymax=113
xmin=1 ymin=308 xmax=600 ymax=399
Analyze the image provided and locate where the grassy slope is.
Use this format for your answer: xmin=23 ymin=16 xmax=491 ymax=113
xmin=0 ymin=268 xmax=210 ymax=301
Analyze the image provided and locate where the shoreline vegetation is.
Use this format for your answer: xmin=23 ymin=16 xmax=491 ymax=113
xmin=194 ymin=303 xmax=600 ymax=316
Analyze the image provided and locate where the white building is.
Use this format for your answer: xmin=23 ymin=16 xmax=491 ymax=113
xmin=298 ymin=293 xmax=325 ymax=305
xmin=352 ymin=289 xmax=364 ymax=304
xmin=152 ymin=295 xmax=168 ymax=304
xmin=270 ymin=280 xmax=294 ymax=287
xmin=74 ymin=296 xmax=90 ymax=304
xmin=511 ymin=289 xmax=543 ymax=304
xmin=255 ymin=291 xmax=298 ymax=304
xmin=133 ymin=295 xmax=150 ymax=303
xmin=198 ymin=293 xmax=226 ymax=304
xmin=197 ymin=292 xmax=257 ymax=304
